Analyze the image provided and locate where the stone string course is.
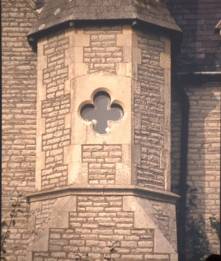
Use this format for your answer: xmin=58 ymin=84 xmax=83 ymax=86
xmin=82 ymin=145 xmax=122 ymax=185
xmin=41 ymin=34 xmax=71 ymax=190
xmin=33 ymin=196 xmax=171 ymax=261
xmin=83 ymin=27 xmax=123 ymax=74
xmin=134 ymin=31 xmax=165 ymax=190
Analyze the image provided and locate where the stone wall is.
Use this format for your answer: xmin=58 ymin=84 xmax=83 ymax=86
xmin=30 ymin=25 xmax=177 ymax=260
xmin=36 ymin=25 xmax=172 ymax=192
xmin=185 ymin=83 xmax=220 ymax=254
xmin=83 ymin=28 xmax=123 ymax=74
xmin=41 ymin=34 xmax=71 ymax=190
xmin=33 ymin=196 xmax=154 ymax=260
xmin=134 ymin=30 xmax=171 ymax=191
xmin=3 ymin=0 xmax=220 ymax=260
xmin=29 ymin=195 xmax=177 ymax=261
xmin=35 ymin=25 xmax=133 ymax=188
xmin=2 ymin=0 xmax=37 ymax=259
xmin=171 ymin=91 xmax=182 ymax=194
xmin=2 ymin=4 xmax=178 ymax=257
xmin=170 ymin=83 xmax=220 ymax=256
xmin=82 ymin=145 xmax=122 ymax=185
xmin=167 ymin=0 xmax=221 ymax=72
xmin=167 ymin=0 xmax=221 ymax=255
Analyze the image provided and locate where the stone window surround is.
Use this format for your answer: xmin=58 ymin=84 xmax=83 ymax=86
xmin=80 ymin=89 xmax=124 ymax=134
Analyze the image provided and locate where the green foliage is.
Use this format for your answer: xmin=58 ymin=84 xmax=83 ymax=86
xmin=72 ymin=241 xmax=120 ymax=261
xmin=209 ymin=217 xmax=220 ymax=240
xmin=73 ymin=253 xmax=90 ymax=261
xmin=1 ymin=192 xmax=24 ymax=261
xmin=186 ymin=185 xmax=220 ymax=261
xmin=186 ymin=186 xmax=210 ymax=261
xmin=186 ymin=215 xmax=210 ymax=261
xmin=104 ymin=241 xmax=120 ymax=261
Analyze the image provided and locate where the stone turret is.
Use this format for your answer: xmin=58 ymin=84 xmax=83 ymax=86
xmin=27 ymin=0 xmax=181 ymax=260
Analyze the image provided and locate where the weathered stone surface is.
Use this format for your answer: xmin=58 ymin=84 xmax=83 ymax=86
xmin=185 ymin=84 xmax=220 ymax=255
xmin=171 ymin=82 xmax=221 ymax=258
xmin=29 ymin=195 xmax=177 ymax=261
xmin=82 ymin=145 xmax=122 ymax=185
xmin=171 ymin=91 xmax=182 ymax=194
xmin=3 ymin=0 xmax=220 ymax=259
xmin=36 ymin=32 xmax=71 ymax=190
xmin=134 ymin=31 xmax=171 ymax=191
xmin=30 ymin=0 xmax=180 ymax=37
xmin=2 ymin=0 xmax=37 ymax=260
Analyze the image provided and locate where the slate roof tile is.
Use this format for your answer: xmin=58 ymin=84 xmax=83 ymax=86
xmin=29 ymin=0 xmax=180 ymax=36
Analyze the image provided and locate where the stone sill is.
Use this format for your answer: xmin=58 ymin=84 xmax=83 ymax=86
xmin=26 ymin=185 xmax=179 ymax=204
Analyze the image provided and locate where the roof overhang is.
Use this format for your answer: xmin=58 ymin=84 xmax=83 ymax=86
xmin=28 ymin=0 xmax=182 ymax=45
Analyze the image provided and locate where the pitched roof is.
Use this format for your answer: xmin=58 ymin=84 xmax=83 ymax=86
xmin=29 ymin=0 xmax=180 ymax=37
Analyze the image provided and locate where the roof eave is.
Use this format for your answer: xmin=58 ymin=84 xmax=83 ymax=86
xmin=27 ymin=17 xmax=182 ymax=46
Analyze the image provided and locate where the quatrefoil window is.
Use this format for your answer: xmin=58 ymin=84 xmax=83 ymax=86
xmin=80 ymin=91 xmax=124 ymax=134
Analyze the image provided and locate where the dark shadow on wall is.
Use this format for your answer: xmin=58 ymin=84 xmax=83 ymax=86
xmin=167 ymin=0 xmax=221 ymax=73
xmin=167 ymin=0 xmax=200 ymax=73
xmin=171 ymin=76 xmax=220 ymax=261
xmin=168 ymin=0 xmax=221 ymax=260
xmin=205 ymin=254 xmax=221 ymax=261
xmin=171 ymin=83 xmax=189 ymax=261
xmin=185 ymin=79 xmax=220 ymax=261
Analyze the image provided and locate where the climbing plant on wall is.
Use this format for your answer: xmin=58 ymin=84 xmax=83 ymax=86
xmin=186 ymin=186 xmax=210 ymax=261
xmin=1 ymin=193 xmax=24 ymax=261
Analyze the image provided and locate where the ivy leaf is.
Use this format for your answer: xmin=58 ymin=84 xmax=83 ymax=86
xmin=11 ymin=202 xmax=17 ymax=208
xmin=1 ymin=221 xmax=8 ymax=227
xmin=5 ymin=231 xmax=10 ymax=238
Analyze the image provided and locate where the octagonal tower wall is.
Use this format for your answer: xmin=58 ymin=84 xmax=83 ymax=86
xmin=35 ymin=25 xmax=172 ymax=193
xmin=27 ymin=1 xmax=180 ymax=259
